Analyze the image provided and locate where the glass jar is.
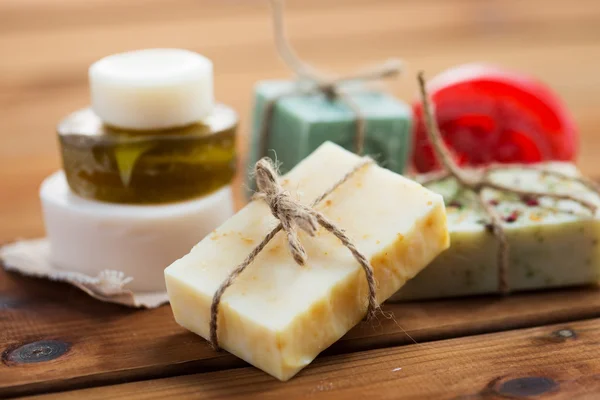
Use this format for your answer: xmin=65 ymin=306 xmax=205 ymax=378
xmin=58 ymin=104 xmax=237 ymax=204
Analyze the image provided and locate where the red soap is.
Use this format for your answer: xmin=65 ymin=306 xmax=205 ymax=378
xmin=412 ymin=64 xmax=578 ymax=173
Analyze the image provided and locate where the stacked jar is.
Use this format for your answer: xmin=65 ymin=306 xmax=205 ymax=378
xmin=40 ymin=49 xmax=238 ymax=292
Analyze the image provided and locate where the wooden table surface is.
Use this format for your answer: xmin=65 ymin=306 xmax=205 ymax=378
xmin=2 ymin=0 xmax=600 ymax=399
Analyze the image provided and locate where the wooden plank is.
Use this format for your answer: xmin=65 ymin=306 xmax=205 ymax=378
xmin=2 ymin=263 xmax=600 ymax=398
xmin=6 ymin=10 xmax=600 ymax=89
xmin=21 ymin=318 xmax=600 ymax=400
xmin=2 ymin=0 xmax=600 ymax=89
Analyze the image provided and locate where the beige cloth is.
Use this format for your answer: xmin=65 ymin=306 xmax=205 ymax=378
xmin=0 ymin=238 xmax=169 ymax=308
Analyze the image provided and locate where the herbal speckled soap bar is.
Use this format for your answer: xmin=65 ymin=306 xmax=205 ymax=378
xmin=392 ymin=163 xmax=600 ymax=301
xmin=245 ymin=80 xmax=412 ymax=194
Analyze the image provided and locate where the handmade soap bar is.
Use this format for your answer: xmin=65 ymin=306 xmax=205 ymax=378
xmin=166 ymin=142 xmax=449 ymax=381
xmin=245 ymin=80 xmax=412 ymax=194
xmin=90 ymin=48 xmax=214 ymax=130
xmin=58 ymin=105 xmax=236 ymax=204
xmin=391 ymin=163 xmax=600 ymax=301
xmin=41 ymin=171 xmax=234 ymax=292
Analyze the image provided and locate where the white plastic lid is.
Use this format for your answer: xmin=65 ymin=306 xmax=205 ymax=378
xmin=89 ymin=48 xmax=214 ymax=130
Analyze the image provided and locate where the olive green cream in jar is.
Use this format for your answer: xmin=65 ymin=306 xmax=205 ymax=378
xmin=58 ymin=105 xmax=237 ymax=204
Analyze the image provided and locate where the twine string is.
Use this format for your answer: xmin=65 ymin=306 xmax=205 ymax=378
xmin=257 ymin=0 xmax=403 ymax=158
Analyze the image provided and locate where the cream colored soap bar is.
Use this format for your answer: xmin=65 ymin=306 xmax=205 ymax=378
xmin=165 ymin=142 xmax=449 ymax=381
xmin=392 ymin=163 xmax=600 ymax=301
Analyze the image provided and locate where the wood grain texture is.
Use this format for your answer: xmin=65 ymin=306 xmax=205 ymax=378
xmin=2 ymin=0 xmax=600 ymax=241
xmin=2 ymin=263 xmax=600 ymax=398
xmin=3 ymin=1 xmax=600 ymax=398
xmin=21 ymin=318 xmax=600 ymax=400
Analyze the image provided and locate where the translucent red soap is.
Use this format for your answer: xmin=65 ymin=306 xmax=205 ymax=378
xmin=411 ymin=64 xmax=578 ymax=172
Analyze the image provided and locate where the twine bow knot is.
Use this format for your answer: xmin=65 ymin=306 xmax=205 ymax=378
xmin=254 ymin=158 xmax=319 ymax=265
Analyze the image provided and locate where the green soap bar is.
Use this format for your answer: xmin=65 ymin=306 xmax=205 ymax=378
xmin=245 ymin=80 xmax=412 ymax=195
